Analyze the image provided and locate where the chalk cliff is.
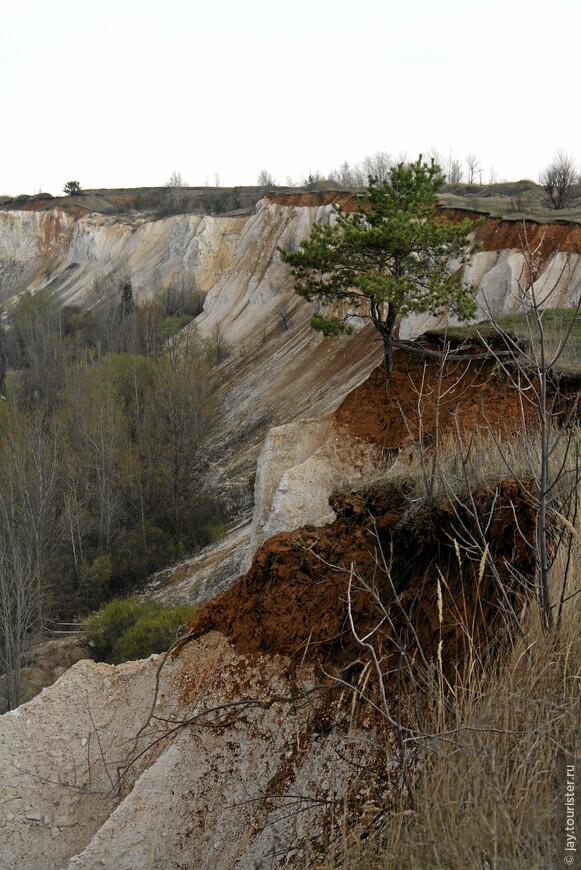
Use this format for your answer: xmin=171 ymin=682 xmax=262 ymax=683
xmin=2 ymin=196 xmax=579 ymax=599
xmin=0 ymin=194 xmax=580 ymax=868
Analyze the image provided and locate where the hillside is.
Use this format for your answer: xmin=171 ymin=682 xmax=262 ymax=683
xmin=0 ymin=187 xmax=580 ymax=867
xmin=1 ymin=336 xmax=578 ymax=867
xmin=3 ymin=177 xmax=581 ymax=223
xmin=0 ymin=189 xmax=579 ymax=609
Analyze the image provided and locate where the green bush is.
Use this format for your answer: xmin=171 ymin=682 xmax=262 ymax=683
xmin=158 ymin=315 xmax=195 ymax=341
xmin=111 ymin=604 xmax=196 ymax=662
xmin=83 ymin=597 xmax=196 ymax=663
xmin=79 ymin=553 xmax=113 ymax=610
xmin=84 ymin=597 xmax=155 ymax=661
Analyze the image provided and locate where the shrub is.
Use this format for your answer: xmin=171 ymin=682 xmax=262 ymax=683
xmin=111 ymin=604 xmax=196 ymax=662
xmin=83 ymin=597 xmax=196 ymax=663
xmin=79 ymin=553 xmax=113 ymax=611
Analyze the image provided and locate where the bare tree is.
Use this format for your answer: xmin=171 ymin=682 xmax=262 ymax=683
xmin=167 ymin=170 xmax=185 ymax=188
xmin=329 ymin=161 xmax=355 ymax=190
xmin=205 ymin=322 xmax=229 ymax=365
xmin=275 ymin=302 xmax=292 ymax=332
xmin=362 ymin=151 xmax=393 ymax=183
xmin=443 ymin=151 xmax=463 ymax=184
xmin=475 ymin=223 xmax=580 ymax=631
xmin=165 ymin=171 xmax=187 ymax=211
xmin=0 ymin=541 xmax=41 ymax=709
xmin=142 ymin=333 xmax=216 ymax=547
xmin=465 ymin=154 xmax=482 ymax=184
xmin=447 ymin=160 xmax=464 ymax=184
xmin=257 ymin=170 xmax=275 ymax=189
xmin=539 ymin=150 xmax=577 ymax=210
xmin=61 ymin=366 xmax=129 ymax=555
xmin=0 ymin=411 xmax=61 ymax=709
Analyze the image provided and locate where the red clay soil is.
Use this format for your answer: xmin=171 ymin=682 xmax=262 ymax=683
xmin=186 ymin=480 xmax=535 ymax=678
xmin=268 ymin=193 xmax=581 ymax=256
xmin=187 ymin=346 xmax=577 ymax=675
xmin=8 ymin=188 xmax=581 ymax=256
xmin=333 ymin=346 xmax=531 ymax=450
xmin=473 ymin=216 xmax=581 ymax=256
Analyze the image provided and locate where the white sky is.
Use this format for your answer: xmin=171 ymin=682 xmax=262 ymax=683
xmin=1 ymin=0 xmax=579 ymax=195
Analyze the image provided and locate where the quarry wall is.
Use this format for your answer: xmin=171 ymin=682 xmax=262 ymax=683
xmin=0 ymin=196 xmax=580 ymax=867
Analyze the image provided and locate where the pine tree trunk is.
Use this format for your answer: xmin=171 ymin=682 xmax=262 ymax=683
xmin=384 ymin=333 xmax=394 ymax=375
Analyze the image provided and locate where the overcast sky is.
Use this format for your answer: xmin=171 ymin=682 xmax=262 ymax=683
xmin=1 ymin=0 xmax=579 ymax=196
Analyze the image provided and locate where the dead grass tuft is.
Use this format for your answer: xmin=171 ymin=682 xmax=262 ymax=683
xmin=323 ymin=595 xmax=580 ymax=868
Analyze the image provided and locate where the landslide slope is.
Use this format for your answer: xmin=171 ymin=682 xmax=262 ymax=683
xmin=187 ymin=342 xmax=558 ymax=669
xmin=0 ymin=193 xmax=580 ymax=607
xmin=1 ymin=185 xmax=581 ymax=864
xmin=0 ymin=632 xmax=392 ymax=870
xmin=1 ymin=339 xmax=570 ymax=868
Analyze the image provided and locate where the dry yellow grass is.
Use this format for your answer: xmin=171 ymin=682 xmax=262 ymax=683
xmin=319 ymin=558 xmax=580 ymax=869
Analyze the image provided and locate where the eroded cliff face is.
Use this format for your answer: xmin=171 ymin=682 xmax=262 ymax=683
xmin=3 ymin=196 xmax=578 ymax=601
xmin=0 ymin=208 xmax=246 ymax=307
xmin=1 ymin=197 xmax=580 ymax=867
xmin=3 ymin=196 xmax=579 ymax=330
xmin=0 ymin=633 xmax=388 ymax=870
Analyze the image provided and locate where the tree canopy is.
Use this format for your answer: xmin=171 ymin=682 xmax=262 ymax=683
xmin=280 ymin=156 xmax=479 ymax=372
xmin=63 ymin=180 xmax=82 ymax=196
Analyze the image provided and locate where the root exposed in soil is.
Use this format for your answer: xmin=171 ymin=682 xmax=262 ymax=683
xmin=187 ymin=480 xmax=535 ymax=676
xmin=189 ymin=345 xmax=575 ymax=678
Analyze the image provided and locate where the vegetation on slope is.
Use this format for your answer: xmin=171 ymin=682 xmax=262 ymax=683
xmin=84 ymin=597 xmax=196 ymax=664
xmin=184 ymin=293 xmax=581 ymax=864
xmin=0 ymin=280 xmax=231 ymax=708
xmin=325 ymin=597 xmax=581 ymax=868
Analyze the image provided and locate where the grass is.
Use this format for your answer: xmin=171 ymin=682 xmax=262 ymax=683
xmin=329 ymin=596 xmax=580 ymax=868
xmin=439 ymin=181 xmax=581 ymax=223
xmin=431 ymin=307 xmax=581 ymax=341
xmin=158 ymin=314 xmax=196 ymax=341
xmin=341 ymin=418 xmax=581 ymax=521
xmin=321 ymin=448 xmax=581 ymax=867
xmin=428 ymin=307 xmax=581 ymax=376
xmin=320 ymin=381 xmax=581 ymax=867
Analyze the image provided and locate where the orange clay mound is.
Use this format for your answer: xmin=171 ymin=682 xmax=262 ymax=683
xmin=187 ymin=348 xmax=577 ymax=675
xmin=187 ymin=480 xmax=535 ymax=677
xmin=334 ymin=347 xmax=532 ymax=450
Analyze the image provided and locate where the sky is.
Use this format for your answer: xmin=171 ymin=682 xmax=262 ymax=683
xmin=1 ymin=0 xmax=579 ymax=196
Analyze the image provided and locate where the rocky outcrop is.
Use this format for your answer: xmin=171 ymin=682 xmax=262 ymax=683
xmin=0 ymin=208 xmax=247 ymax=307
xmin=0 ymin=653 xmax=178 ymax=869
xmin=0 ymin=635 xmax=89 ymax=716
xmin=245 ymin=418 xmax=380 ymax=568
xmin=3 ymin=196 xmax=579 ymax=337
xmin=0 ymin=633 xmax=385 ymax=870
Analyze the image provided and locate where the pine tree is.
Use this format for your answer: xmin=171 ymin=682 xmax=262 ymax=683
xmin=280 ymin=156 xmax=479 ymax=373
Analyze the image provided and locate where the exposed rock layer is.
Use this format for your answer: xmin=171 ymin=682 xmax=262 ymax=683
xmin=1 ymin=191 xmax=580 ymax=868
xmin=0 ymin=634 xmax=386 ymax=869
